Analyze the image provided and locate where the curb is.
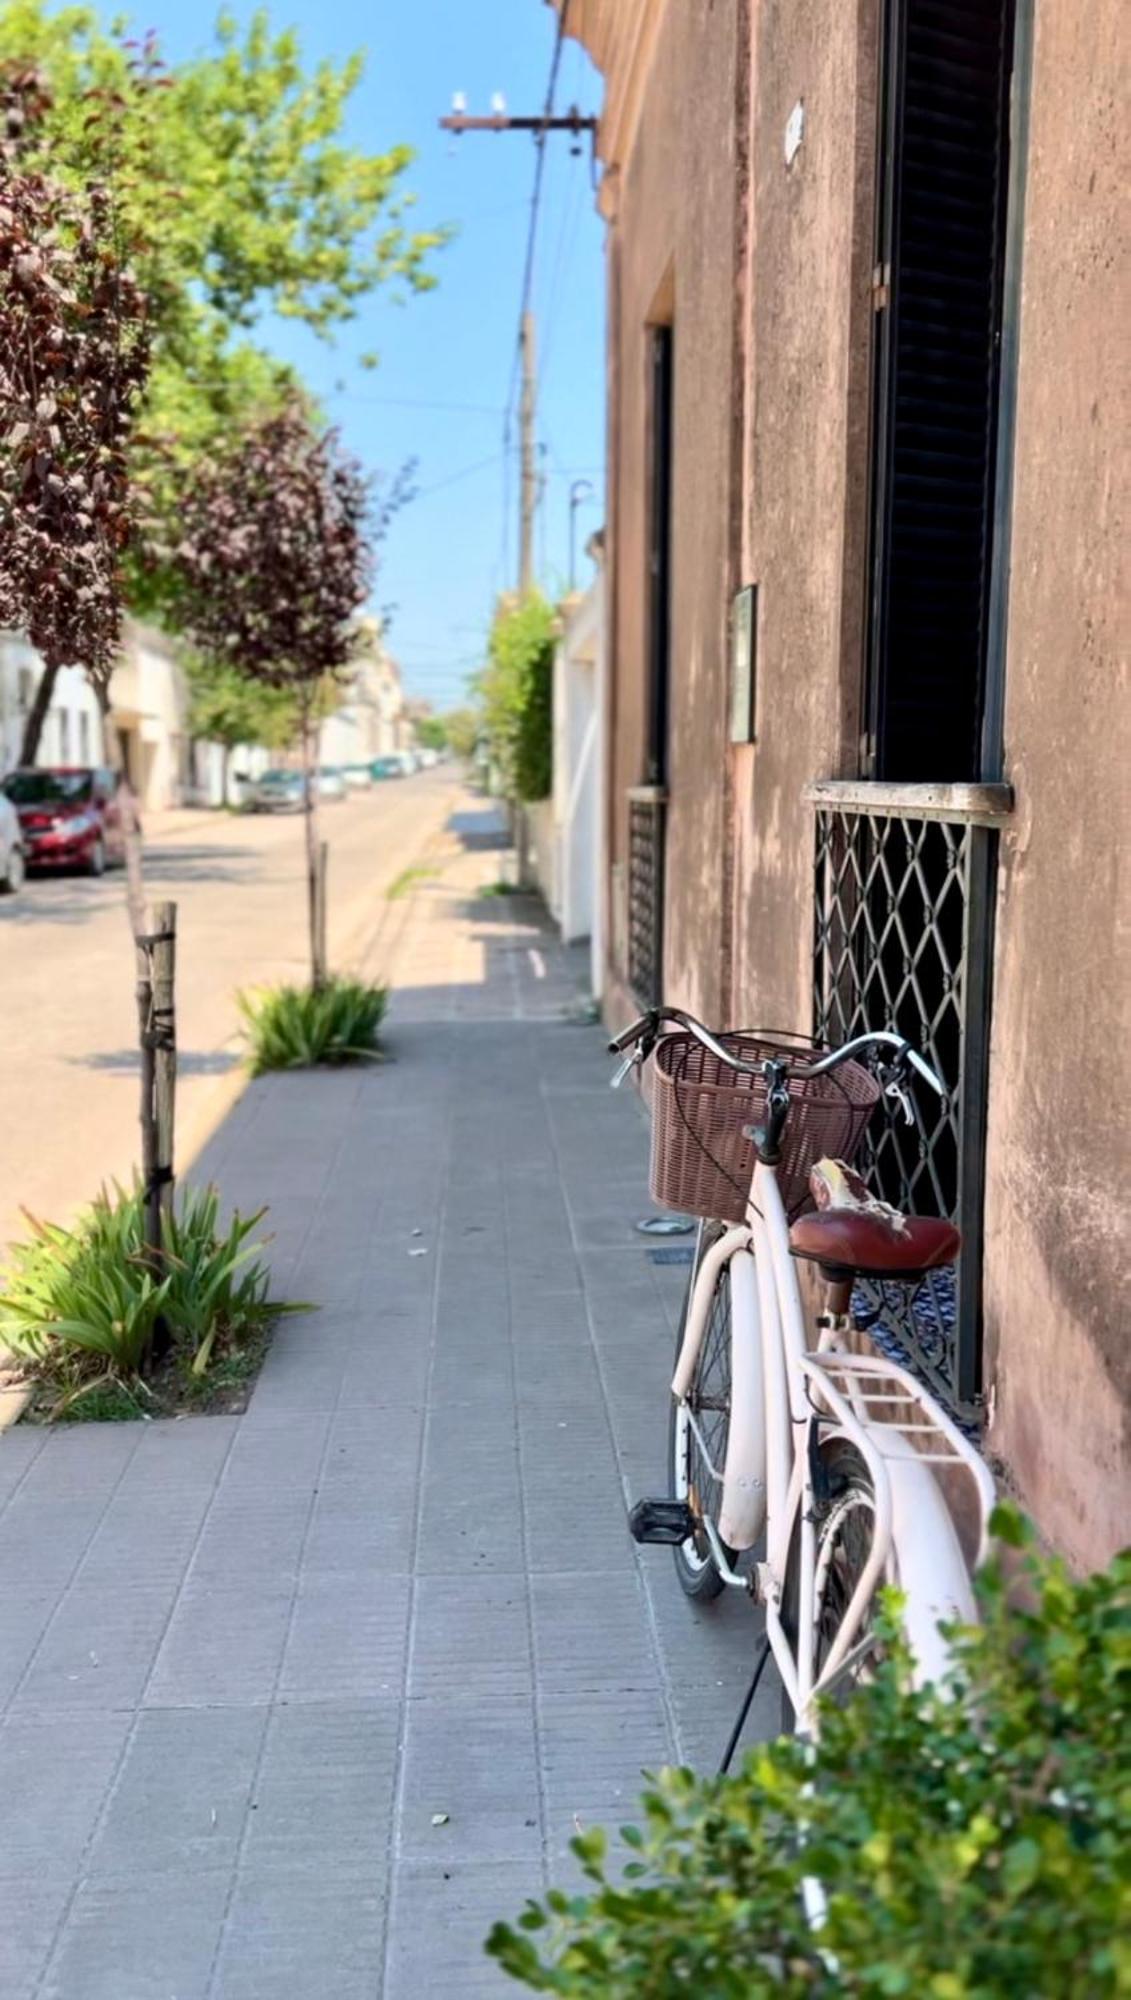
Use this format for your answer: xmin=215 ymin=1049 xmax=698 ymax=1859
xmin=0 ymin=1379 xmax=32 ymax=1432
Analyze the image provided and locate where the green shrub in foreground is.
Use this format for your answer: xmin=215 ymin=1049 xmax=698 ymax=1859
xmin=238 ymin=975 xmax=387 ymax=1075
xmin=489 ymin=1511 xmax=1131 ymax=1998
xmin=0 ymin=1183 xmax=291 ymax=1409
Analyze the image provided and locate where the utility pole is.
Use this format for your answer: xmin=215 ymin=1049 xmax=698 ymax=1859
xmin=519 ymin=312 xmax=537 ymax=595
xmin=438 ymin=95 xmax=597 ymax=596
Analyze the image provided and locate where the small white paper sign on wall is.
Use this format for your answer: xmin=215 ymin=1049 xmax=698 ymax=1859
xmin=784 ymin=100 xmax=805 ymax=167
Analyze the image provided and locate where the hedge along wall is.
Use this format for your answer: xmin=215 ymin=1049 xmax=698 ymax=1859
xmin=480 ymin=592 xmax=555 ymax=804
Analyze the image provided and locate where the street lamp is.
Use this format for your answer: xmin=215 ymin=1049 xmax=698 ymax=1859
xmin=568 ymin=478 xmax=595 ymax=593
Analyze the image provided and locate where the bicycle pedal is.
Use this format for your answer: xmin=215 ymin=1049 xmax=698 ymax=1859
xmin=628 ymin=1498 xmax=695 ymax=1546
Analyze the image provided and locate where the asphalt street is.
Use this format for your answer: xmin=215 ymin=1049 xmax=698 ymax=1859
xmin=0 ymin=770 xmax=459 ymax=1248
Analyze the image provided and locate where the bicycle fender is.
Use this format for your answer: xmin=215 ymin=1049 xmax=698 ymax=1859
xmin=885 ymin=1451 xmax=976 ymax=1688
xmin=719 ymin=1250 xmax=767 ymax=1551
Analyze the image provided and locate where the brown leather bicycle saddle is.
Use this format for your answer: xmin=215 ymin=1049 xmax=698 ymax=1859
xmin=788 ymin=1159 xmax=960 ymax=1279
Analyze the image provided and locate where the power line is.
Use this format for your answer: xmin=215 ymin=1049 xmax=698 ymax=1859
xmin=412 ymin=452 xmax=503 ymax=499
xmin=499 ymin=0 xmax=574 ymax=564
xmin=319 ymin=393 xmax=504 ymax=416
xmin=537 ymin=141 xmax=588 ymax=392
xmin=436 ymin=5 xmax=588 ymax=594
xmin=165 ymin=377 xmax=504 ymax=419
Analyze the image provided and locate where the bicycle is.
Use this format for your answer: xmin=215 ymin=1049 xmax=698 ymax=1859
xmin=611 ymin=1007 xmax=996 ymax=1737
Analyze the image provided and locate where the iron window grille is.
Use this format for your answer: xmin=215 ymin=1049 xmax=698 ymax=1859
xmin=810 ymin=785 xmax=1008 ymax=1412
xmin=627 ymin=787 xmax=666 ymax=1009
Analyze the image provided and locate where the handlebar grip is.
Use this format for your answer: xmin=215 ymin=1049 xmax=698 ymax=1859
xmin=608 ymin=1013 xmax=652 ymax=1055
xmin=903 ymin=1045 xmax=947 ymax=1097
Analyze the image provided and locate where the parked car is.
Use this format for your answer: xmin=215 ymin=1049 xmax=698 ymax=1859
xmin=2 ymin=767 xmax=125 ymax=875
xmin=250 ymin=769 xmax=305 ymax=812
xmin=343 ymin=764 xmax=372 ymax=790
xmin=0 ymin=790 xmax=25 ymax=894
xmin=318 ymin=767 xmax=347 ymax=803
xmin=417 ymin=747 xmax=439 ymax=770
xmin=370 ymin=755 xmax=405 ymax=780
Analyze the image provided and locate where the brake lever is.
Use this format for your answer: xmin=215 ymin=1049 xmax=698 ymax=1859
xmin=610 ymin=1047 xmax=644 ymax=1090
xmin=882 ymin=1067 xmax=916 ymax=1126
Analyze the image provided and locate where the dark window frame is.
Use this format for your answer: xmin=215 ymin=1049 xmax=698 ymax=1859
xmin=645 ymin=322 xmax=674 ymax=788
xmin=863 ymin=0 xmax=1018 ymax=785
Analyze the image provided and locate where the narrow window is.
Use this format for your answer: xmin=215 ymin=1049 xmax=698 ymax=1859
xmin=646 ymin=324 xmax=674 ymax=787
xmin=865 ymin=0 xmax=1016 ymax=780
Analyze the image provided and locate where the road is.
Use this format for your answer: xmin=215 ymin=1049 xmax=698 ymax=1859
xmin=0 ymin=770 xmax=459 ymax=1248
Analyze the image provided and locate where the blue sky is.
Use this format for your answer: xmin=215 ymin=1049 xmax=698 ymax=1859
xmin=131 ymin=0 xmax=607 ymax=710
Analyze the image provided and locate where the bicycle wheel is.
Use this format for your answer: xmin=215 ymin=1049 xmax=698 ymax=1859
xmin=779 ymin=1438 xmax=885 ymax=1729
xmin=668 ymin=1225 xmax=735 ymax=1601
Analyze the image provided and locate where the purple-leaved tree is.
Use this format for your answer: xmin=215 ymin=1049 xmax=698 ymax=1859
xmin=173 ymin=403 xmax=375 ymax=989
xmin=0 ymin=66 xmax=180 ymax=1285
xmin=0 ymin=64 xmax=151 ymax=849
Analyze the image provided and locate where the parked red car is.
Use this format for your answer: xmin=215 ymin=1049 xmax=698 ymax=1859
xmin=1 ymin=767 xmax=127 ymax=875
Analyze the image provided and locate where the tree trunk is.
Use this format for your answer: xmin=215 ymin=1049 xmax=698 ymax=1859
xmin=19 ymin=659 xmax=59 ymax=766
xmin=220 ymin=741 xmax=230 ymax=809
xmin=300 ymin=695 xmax=325 ymax=989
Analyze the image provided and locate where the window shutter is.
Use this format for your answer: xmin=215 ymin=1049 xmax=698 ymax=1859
xmin=868 ymin=0 xmax=1015 ymax=781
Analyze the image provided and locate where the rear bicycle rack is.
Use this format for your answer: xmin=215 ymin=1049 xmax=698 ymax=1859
xmin=802 ymin=1350 xmax=996 ymax=1560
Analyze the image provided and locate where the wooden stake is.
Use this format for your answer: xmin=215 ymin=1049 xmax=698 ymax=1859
xmin=317 ymin=841 xmax=329 ymax=988
xmin=151 ymin=901 xmax=177 ymax=1233
xmin=300 ymin=694 xmax=324 ymax=989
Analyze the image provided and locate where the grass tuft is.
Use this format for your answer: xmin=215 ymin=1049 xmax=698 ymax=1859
xmin=386 ymin=865 xmax=435 ymax=901
xmin=0 ymin=1183 xmax=300 ymax=1419
xmin=238 ymin=974 xmax=387 ymax=1076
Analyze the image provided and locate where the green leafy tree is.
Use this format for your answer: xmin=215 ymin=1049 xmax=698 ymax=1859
xmin=479 ymin=593 xmax=556 ymax=803
xmin=489 ymin=1510 xmax=1131 ymax=1999
xmin=444 ymin=707 xmax=480 ymax=761
xmin=184 ymin=657 xmax=303 ymax=800
xmin=0 ymin=0 xmax=444 ymax=746
xmin=414 ymin=714 xmax=447 ymax=752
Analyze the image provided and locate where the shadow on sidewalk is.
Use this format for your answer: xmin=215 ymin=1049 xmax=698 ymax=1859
xmin=446 ymin=804 xmax=509 ymax=851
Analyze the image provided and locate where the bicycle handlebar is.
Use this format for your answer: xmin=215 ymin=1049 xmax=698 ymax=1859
xmin=608 ymin=1007 xmax=946 ymax=1098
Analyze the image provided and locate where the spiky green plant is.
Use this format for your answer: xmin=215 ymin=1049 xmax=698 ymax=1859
xmin=238 ymin=975 xmax=387 ymax=1075
xmin=0 ymin=1182 xmax=294 ymax=1414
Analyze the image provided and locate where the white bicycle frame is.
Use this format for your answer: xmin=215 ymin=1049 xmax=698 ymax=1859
xmin=672 ymin=1157 xmax=997 ymax=1726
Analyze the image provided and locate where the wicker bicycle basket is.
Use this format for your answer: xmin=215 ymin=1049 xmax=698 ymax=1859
xmin=649 ymin=1031 xmax=882 ymax=1225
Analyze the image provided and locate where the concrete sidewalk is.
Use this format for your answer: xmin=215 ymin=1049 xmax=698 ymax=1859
xmin=0 ymin=794 xmax=775 ymax=1998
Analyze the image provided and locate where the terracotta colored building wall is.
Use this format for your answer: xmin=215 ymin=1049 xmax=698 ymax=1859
xmin=728 ymin=0 xmax=878 ymax=1028
xmin=587 ymin=0 xmax=1128 ymax=1566
xmin=981 ymin=0 xmax=1130 ymax=1568
xmin=603 ymin=0 xmax=738 ymax=1028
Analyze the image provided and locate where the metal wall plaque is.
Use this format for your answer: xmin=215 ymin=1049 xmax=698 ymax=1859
xmin=730 ymin=584 xmax=757 ymax=743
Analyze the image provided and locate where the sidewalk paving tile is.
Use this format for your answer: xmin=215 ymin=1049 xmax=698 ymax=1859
xmin=0 ymin=793 xmax=767 ymax=1995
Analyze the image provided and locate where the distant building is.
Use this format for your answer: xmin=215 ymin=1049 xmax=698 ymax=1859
xmin=1 ymin=622 xmax=274 ymax=809
xmin=522 ymin=551 xmax=607 ymax=1002
xmin=106 ymin=622 xmax=189 ymax=810
xmin=320 ymin=620 xmax=409 ymax=766
xmin=0 ymin=636 xmax=103 ymax=773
